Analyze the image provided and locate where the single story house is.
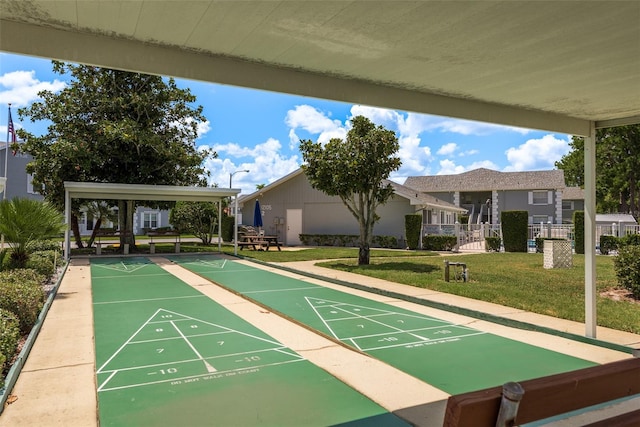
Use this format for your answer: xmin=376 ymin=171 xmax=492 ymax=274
xmin=237 ymin=168 xmax=466 ymax=246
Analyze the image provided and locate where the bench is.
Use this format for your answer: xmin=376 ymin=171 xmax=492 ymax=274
xmin=95 ymin=229 xmax=132 ymax=255
xmin=443 ymin=355 xmax=640 ymax=426
xmin=238 ymin=239 xmax=270 ymax=251
xmin=147 ymin=231 xmax=181 ymax=254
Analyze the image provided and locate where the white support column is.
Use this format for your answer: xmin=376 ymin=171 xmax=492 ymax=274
xmin=584 ymin=122 xmax=597 ymax=338
xmin=64 ymin=188 xmax=70 ymax=260
xmin=233 ymin=196 xmax=239 ymax=255
xmin=492 ymin=190 xmax=498 ymax=225
xmin=218 ymin=199 xmax=222 ymax=252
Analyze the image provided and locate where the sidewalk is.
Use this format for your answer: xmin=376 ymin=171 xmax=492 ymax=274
xmin=1 ymin=256 xmax=639 ymax=426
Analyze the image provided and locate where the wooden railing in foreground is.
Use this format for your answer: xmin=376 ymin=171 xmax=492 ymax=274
xmin=443 ymin=356 xmax=640 ymax=426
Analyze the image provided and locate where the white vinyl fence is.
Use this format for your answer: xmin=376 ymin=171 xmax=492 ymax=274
xmin=421 ymin=222 xmax=640 ymax=253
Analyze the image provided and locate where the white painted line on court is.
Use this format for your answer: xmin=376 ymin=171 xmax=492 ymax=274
xmin=93 ymin=295 xmax=206 ymax=305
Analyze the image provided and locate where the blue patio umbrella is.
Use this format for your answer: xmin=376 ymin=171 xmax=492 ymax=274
xmin=253 ymin=199 xmax=263 ymax=231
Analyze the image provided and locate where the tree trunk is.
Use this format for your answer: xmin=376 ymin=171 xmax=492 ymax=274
xmin=87 ymin=217 xmax=103 ymax=247
xmin=117 ymin=200 xmax=136 ymax=252
xmin=70 ymin=213 xmax=84 ymax=249
xmin=358 ymin=244 xmax=370 ymax=265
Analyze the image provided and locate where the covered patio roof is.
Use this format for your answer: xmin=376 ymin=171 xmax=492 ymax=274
xmin=63 ymin=181 xmax=241 ymax=259
xmin=63 ymin=181 xmax=239 ymax=202
xmin=4 ymin=1 xmax=638 ymax=339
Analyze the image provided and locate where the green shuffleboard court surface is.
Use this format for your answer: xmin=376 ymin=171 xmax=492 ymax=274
xmin=171 ymin=255 xmax=598 ymax=395
xmin=91 ymin=257 xmax=408 ymax=427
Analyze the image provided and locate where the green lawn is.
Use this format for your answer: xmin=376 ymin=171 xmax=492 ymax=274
xmin=216 ymin=246 xmax=639 ymax=334
xmin=71 ymin=242 xmax=640 ymax=334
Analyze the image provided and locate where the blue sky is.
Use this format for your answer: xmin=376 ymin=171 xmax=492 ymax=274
xmin=0 ymin=52 xmax=572 ymax=196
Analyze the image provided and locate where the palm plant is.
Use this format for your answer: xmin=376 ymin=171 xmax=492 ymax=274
xmin=0 ymin=198 xmax=66 ymax=268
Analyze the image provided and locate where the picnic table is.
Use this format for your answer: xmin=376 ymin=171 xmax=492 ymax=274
xmin=147 ymin=230 xmax=181 ymax=254
xmin=237 ymin=234 xmax=282 ymax=251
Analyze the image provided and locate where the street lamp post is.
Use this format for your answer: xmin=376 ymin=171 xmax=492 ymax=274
xmin=229 ymin=169 xmax=249 ymax=254
xmin=229 ymin=169 xmax=250 ymax=189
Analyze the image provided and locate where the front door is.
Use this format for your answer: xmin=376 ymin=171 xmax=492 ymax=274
xmin=286 ymin=209 xmax=302 ymax=246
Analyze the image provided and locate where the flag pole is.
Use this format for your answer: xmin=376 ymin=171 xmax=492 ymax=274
xmin=1 ymin=104 xmax=10 ymax=249
xmin=3 ymin=103 xmax=13 ymax=200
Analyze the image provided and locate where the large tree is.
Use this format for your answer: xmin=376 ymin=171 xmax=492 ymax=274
xmin=299 ymin=115 xmax=401 ymax=265
xmin=555 ymin=125 xmax=640 ymax=218
xmin=16 ymin=61 xmax=214 ymax=249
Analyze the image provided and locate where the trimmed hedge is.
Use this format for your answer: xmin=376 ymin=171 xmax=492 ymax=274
xmin=0 ymin=308 xmax=20 ymax=372
xmin=298 ymin=234 xmax=398 ymax=248
xmin=501 ymin=211 xmax=528 ymax=252
xmin=405 ymin=214 xmax=422 ymax=250
xmin=614 ymin=244 xmax=640 ymax=298
xmin=422 ymin=235 xmax=457 ymax=251
xmin=0 ymin=269 xmax=46 ymax=334
xmin=485 ymin=237 xmax=502 ymax=252
xmin=623 ymin=233 xmax=640 ymax=246
xmin=573 ymin=210 xmax=584 ymax=254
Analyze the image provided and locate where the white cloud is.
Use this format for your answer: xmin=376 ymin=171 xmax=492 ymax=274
xmin=0 ymin=70 xmax=66 ymax=107
xmin=503 ymin=134 xmax=570 ymax=171
xmin=197 ymin=120 xmax=211 ymax=138
xmin=460 ymin=149 xmax=479 ymax=156
xmin=285 ymin=105 xmax=345 ymax=145
xmin=437 ymin=159 xmax=466 ymax=175
xmin=435 ymin=159 xmax=499 ymax=175
xmin=349 ymin=105 xmax=401 ymax=130
xmin=202 ymin=137 xmax=299 ymax=195
xmin=437 ymin=142 xmax=458 ymax=156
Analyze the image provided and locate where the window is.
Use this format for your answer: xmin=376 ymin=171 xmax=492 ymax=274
xmin=143 ymin=212 xmax=159 ymax=229
xmin=562 ymin=200 xmax=574 ymax=210
xmin=529 ymin=190 xmax=552 ymax=205
xmin=533 ymin=215 xmax=549 ymax=224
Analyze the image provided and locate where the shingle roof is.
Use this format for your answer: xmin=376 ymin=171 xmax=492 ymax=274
xmin=385 ymin=180 xmax=467 ymax=213
xmin=563 ymin=187 xmax=584 ymax=200
xmin=403 ymin=168 xmax=566 ymax=192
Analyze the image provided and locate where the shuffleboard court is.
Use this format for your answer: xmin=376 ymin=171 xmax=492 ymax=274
xmin=171 ymin=255 xmax=598 ymax=395
xmin=91 ymin=257 xmax=409 ymax=426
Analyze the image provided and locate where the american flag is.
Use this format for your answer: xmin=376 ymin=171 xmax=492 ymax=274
xmin=7 ymin=107 xmax=17 ymax=155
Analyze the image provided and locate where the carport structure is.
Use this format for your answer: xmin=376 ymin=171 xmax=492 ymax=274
xmin=63 ymin=181 xmax=240 ymax=259
xmin=1 ymin=0 xmax=639 ymax=338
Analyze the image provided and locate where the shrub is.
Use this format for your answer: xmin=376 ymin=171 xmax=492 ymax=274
xmin=599 ymin=235 xmax=620 ymax=255
xmin=485 ymin=237 xmax=501 ymax=252
xmin=501 ymin=211 xmax=528 ymax=252
xmin=405 ymin=214 xmax=422 ymax=250
xmin=0 ymin=352 xmax=5 ymax=387
xmin=26 ymin=250 xmax=59 ymax=277
xmin=622 ymin=233 xmax=640 ymax=247
xmin=0 ymin=269 xmax=46 ymax=334
xmin=221 ymin=215 xmax=234 ymax=242
xmin=29 ymin=240 xmax=62 ymax=253
xmin=573 ymin=211 xmax=584 ymax=254
xmin=0 ymin=249 xmax=8 ymax=272
xmin=422 ymin=235 xmax=457 ymax=251
xmin=0 ymin=308 xmax=20 ymax=369
xmin=613 ymin=244 xmax=640 ymax=298
xmin=372 ymin=235 xmax=398 ymax=249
